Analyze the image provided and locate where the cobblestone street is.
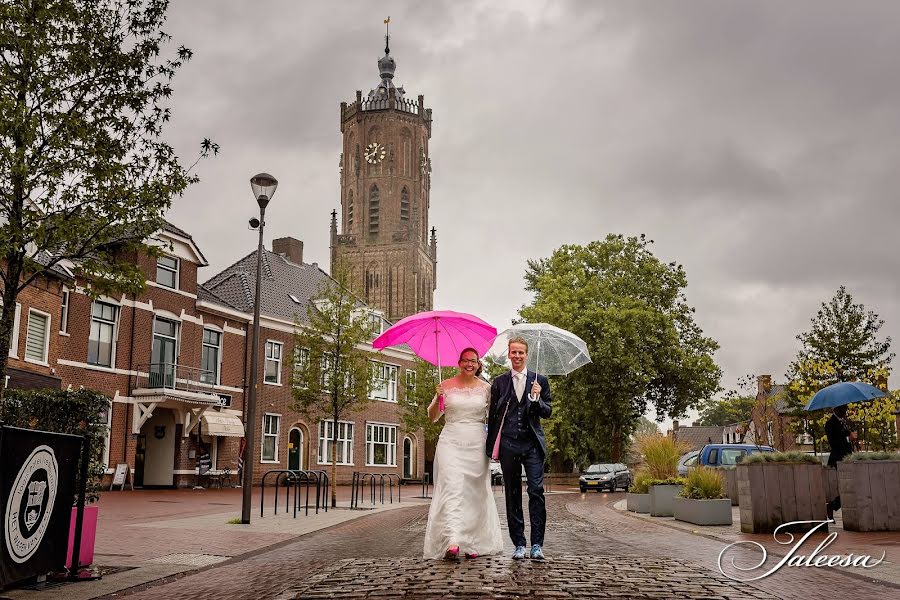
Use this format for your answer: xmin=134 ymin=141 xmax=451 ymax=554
xmin=81 ymin=489 xmax=897 ymax=599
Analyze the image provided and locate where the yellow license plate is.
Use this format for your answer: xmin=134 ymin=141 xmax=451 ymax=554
xmin=587 ymin=481 xmax=599 ymax=485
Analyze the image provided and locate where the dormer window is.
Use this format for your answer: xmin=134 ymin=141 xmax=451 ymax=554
xmin=156 ymin=255 xmax=179 ymax=289
xmin=367 ymin=312 xmax=387 ymax=336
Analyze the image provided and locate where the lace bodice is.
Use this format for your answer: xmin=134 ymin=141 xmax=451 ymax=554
xmin=442 ymin=384 xmax=490 ymax=425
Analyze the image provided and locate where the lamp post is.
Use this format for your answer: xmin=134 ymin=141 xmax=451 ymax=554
xmin=241 ymin=172 xmax=278 ymax=524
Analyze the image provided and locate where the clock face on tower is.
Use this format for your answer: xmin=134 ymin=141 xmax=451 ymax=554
xmin=365 ymin=142 xmax=386 ymax=164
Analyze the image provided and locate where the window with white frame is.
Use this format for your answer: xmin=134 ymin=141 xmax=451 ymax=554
xmin=101 ymin=400 xmax=113 ymax=468
xmin=60 ymin=288 xmax=70 ymax=334
xmin=88 ymin=301 xmax=118 ymax=367
xmin=367 ymin=312 xmax=386 ymax=336
xmin=262 ymin=414 xmax=280 ymax=462
xmin=320 ymin=352 xmax=333 ymax=388
xmin=156 ymin=255 xmax=179 ymax=289
xmin=201 ymin=328 xmax=222 ymax=385
xmin=366 ymin=423 xmax=397 ymax=466
xmin=370 ymin=361 xmax=398 ymax=402
xmin=264 ymin=341 xmax=282 ymax=384
xmin=25 ymin=309 xmax=50 ymax=364
xmin=318 ymin=420 xmax=353 ymax=465
xmin=406 ymin=369 xmax=416 ymax=393
xmin=293 ymin=346 xmax=310 ymax=388
xmin=3 ymin=301 xmax=21 ymax=358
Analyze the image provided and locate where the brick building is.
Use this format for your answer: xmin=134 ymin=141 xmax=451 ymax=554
xmin=3 ymin=32 xmax=430 ymax=488
xmin=203 ymin=237 xmax=423 ymax=485
xmin=52 ymin=222 xmax=245 ymax=487
xmin=3 ymin=256 xmax=71 ymax=391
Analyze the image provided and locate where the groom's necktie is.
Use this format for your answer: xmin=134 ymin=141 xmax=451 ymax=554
xmin=514 ymin=372 xmax=525 ymax=402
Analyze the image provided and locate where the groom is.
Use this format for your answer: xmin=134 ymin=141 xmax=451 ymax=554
xmin=486 ymin=336 xmax=552 ymax=560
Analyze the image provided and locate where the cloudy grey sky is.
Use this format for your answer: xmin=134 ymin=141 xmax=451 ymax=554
xmin=162 ymin=0 xmax=900 ymax=426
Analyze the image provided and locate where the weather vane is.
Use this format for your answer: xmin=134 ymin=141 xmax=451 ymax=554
xmin=384 ymin=16 xmax=390 ymax=54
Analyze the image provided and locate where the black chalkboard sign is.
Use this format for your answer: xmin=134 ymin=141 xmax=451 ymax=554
xmin=1 ymin=426 xmax=81 ymax=588
xmin=198 ymin=451 xmax=211 ymax=476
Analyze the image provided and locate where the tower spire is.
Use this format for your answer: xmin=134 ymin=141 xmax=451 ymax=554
xmin=384 ymin=16 xmax=390 ymax=55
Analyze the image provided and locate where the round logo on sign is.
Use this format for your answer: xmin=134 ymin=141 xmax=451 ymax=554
xmin=5 ymin=445 xmax=59 ymax=564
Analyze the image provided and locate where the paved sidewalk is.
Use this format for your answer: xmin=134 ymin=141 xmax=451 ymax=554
xmin=1 ymin=486 xmax=427 ymax=600
xmin=4 ymin=487 xmax=897 ymax=599
xmin=613 ymin=497 xmax=900 ymax=587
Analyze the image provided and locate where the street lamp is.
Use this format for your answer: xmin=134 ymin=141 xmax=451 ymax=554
xmin=241 ymin=172 xmax=278 ymax=524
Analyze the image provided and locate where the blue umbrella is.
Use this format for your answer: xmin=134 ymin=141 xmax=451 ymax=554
xmin=804 ymin=381 xmax=886 ymax=411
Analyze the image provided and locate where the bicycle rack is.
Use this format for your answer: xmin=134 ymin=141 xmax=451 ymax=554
xmin=260 ymin=470 xmax=302 ymax=518
xmin=260 ymin=469 xmax=332 ymax=517
xmin=350 ymin=472 xmax=403 ymax=508
xmin=421 ymin=472 xmax=432 ymax=499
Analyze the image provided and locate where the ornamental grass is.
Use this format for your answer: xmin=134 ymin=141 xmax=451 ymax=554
xmin=631 ymin=470 xmax=653 ymax=494
xmin=636 ymin=434 xmax=686 ymax=480
xmin=679 ymin=467 xmax=726 ymax=500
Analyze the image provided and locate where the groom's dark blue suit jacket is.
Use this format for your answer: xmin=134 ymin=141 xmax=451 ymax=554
xmin=485 ymin=370 xmax=552 ymax=458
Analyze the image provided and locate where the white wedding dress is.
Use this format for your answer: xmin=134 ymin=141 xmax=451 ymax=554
xmin=423 ymin=382 xmax=504 ymax=558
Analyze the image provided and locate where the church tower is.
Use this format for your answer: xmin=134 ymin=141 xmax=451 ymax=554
xmin=331 ymin=24 xmax=436 ymax=321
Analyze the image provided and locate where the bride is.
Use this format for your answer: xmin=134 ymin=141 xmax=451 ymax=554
xmin=423 ymin=347 xmax=504 ymax=560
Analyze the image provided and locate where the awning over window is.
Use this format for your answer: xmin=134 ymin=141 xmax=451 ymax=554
xmin=198 ymin=413 xmax=245 ymax=437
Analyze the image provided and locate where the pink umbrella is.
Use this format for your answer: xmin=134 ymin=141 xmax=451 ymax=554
xmin=372 ymin=310 xmax=497 ymax=410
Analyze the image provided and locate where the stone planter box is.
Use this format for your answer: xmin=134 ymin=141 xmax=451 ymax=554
xmin=722 ymin=469 xmax=739 ymax=506
xmin=673 ymin=496 xmax=732 ymax=526
xmin=649 ymin=484 xmax=683 ymax=517
xmin=838 ymin=460 xmax=900 ymax=532
xmin=737 ymin=462 xmax=826 ymax=533
xmin=626 ymin=492 xmax=649 ymax=513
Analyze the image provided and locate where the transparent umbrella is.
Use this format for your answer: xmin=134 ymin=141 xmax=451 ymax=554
xmin=489 ymin=323 xmax=591 ymax=377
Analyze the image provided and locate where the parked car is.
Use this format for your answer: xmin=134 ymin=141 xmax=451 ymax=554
xmin=677 ymin=450 xmax=701 ymax=476
xmin=677 ymin=444 xmax=776 ymax=475
xmin=579 ymin=463 xmax=632 ymax=493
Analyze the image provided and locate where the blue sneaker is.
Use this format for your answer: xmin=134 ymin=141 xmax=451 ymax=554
xmin=530 ymin=544 xmax=545 ymax=560
xmin=512 ymin=545 xmax=526 ymax=560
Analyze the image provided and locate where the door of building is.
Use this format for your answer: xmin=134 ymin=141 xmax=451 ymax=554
xmin=403 ymin=437 xmax=413 ymax=479
xmin=134 ymin=434 xmax=146 ymax=487
xmin=288 ymin=428 xmax=303 ymax=471
xmin=151 ymin=317 xmax=178 ymax=387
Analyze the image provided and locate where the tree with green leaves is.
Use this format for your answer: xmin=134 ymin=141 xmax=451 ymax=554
xmin=519 ymin=234 xmax=721 ymax=465
xmin=696 ymin=392 xmax=755 ymax=427
xmin=397 ymin=358 xmax=443 ymax=446
xmin=697 ymin=396 xmax=755 ymax=428
xmin=787 ymin=286 xmax=893 ymax=387
xmin=0 ymin=0 xmax=217 ymax=391
xmin=634 ymin=416 xmax=660 ymax=437
xmin=290 ymin=263 xmax=377 ymax=507
xmin=783 ymin=287 xmax=894 ymax=451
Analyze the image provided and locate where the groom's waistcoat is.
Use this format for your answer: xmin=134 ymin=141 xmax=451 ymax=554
xmin=501 ymin=392 xmax=537 ymax=444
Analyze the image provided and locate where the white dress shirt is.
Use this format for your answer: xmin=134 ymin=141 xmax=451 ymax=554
xmin=511 ymin=368 xmax=527 ymax=402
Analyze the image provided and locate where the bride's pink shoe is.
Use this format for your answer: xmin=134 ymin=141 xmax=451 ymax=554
xmin=465 ymin=552 xmax=478 ymax=559
xmin=444 ymin=546 xmax=460 ymax=560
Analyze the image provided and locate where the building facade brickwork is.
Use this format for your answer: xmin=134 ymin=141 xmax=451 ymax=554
xmin=331 ymin=38 xmax=437 ymax=321
xmin=3 ymin=35 xmax=429 ymax=490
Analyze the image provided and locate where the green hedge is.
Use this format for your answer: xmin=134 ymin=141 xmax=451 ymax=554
xmin=846 ymin=452 xmax=900 ymax=461
xmin=0 ymin=388 xmax=110 ymax=503
xmin=741 ymin=451 xmax=821 ymax=465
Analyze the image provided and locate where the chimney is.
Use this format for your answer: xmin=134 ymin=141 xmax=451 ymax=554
xmin=757 ymin=374 xmax=772 ymax=396
xmin=273 ymin=237 xmax=303 ymax=265
xmin=672 ymin=420 xmax=679 ymax=432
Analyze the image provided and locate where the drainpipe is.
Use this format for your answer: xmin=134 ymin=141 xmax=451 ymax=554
xmin=124 ymin=291 xmax=137 ymax=463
